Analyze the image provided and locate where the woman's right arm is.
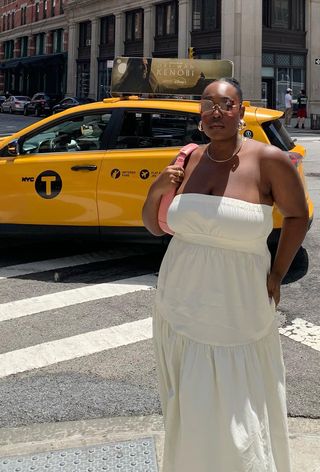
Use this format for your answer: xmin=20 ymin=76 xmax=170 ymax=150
xmin=142 ymin=164 xmax=184 ymax=236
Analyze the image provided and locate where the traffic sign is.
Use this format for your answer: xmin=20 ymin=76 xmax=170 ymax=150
xmin=315 ymin=58 xmax=320 ymax=65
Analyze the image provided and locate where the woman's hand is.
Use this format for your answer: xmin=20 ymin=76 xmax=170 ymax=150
xmin=142 ymin=165 xmax=184 ymax=236
xmin=153 ymin=165 xmax=185 ymax=195
xmin=267 ymin=271 xmax=282 ymax=307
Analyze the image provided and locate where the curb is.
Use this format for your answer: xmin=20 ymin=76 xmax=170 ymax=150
xmin=0 ymin=416 xmax=319 ymax=471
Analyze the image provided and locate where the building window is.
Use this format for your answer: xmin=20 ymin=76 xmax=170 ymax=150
xmin=98 ymin=60 xmax=113 ymax=99
xmin=21 ymin=36 xmax=28 ymax=56
xmin=59 ymin=0 xmax=64 ymax=15
xmin=4 ymin=40 xmax=14 ymax=59
xmin=77 ymin=61 xmax=90 ymax=97
xmin=156 ymin=1 xmax=178 ymax=37
xmin=35 ymin=1 xmax=40 ymax=21
xmin=272 ymin=0 xmax=289 ymax=28
xmin=50 ymin=0 xmax=55 ymax=17
xmin=192 ymin=0 xmax=220 ymax=31
xmin=292 ymin=0 xmax=305 ymax=30
xmin=11 ymin=11 xmax=14 ymax=29
xmin=263 ymin=0 xmax=305 ymax=31
xmin=262 ymin=52 xmax=306 ymax=109
xmin=100 ymin=15 xmax=115 ymax=45
xmin=35 ymin=33 xmax=45 ymax=54
xmin=21 ymin=6 xmax=27 ymax=26
xmin=3 ymin=15 xmax=6 ymax=31
xmin=79 ymin=21 xmax=92 ymax=47
xmin=53 ymin=29 xmax=62 ymax=53
xmin=7 ymin=13 xmax=10 ymax=29
xmin=125 ymin=9 xmax=143 ymax=41
xmin=43 ymin=0 xmax=47 ymax=18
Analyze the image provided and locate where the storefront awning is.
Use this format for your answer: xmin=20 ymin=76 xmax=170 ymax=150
xmin=0 ymin=53 xmax=67 ymax=70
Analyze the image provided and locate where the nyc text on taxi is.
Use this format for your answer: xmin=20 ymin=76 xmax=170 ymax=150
xmin=0 ymin=96 xmax=313 ymax=243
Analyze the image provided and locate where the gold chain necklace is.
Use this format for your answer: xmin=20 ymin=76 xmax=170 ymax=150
xmin=205 ymin=138 xmax=245 ymax=163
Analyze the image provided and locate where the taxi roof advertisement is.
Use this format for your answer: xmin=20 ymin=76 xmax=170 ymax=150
xmin=111 ymin=57 xmax=234 ymax=96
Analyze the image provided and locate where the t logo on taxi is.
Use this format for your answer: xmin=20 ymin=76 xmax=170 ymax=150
xmin=35 ymin=170 xmax=62 ymax=199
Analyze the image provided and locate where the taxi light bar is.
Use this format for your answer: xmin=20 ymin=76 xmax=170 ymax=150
xmin=102 ymin=97 xmax=121 ymax=103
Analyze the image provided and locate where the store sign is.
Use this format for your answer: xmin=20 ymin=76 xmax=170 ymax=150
xmin=111 ymin=57 xmax=234 ymax=96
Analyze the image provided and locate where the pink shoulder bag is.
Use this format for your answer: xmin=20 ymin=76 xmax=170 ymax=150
xmin=158 ymin=143 xmax=199 ymax=235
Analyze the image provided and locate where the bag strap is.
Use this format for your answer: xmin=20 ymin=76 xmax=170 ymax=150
xmin=174 ymin=143 xmax=199 ymax=167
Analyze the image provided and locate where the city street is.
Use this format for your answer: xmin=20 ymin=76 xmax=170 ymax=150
xmin=0 ymin=114 xmax=319 ymax=470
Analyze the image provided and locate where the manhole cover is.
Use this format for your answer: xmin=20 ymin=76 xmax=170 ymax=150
xmin=0 ymin=437 xmax=158 ymax=471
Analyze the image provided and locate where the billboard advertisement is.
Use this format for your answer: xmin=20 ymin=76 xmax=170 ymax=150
xmin=111 ymin=57 xmax=234 ymax=96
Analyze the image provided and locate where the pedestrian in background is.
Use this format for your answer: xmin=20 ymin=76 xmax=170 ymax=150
xmin=284 ymin=87 xmax=293 ymax=126
xmin=295 ymin=89 xmax=308 ymax=129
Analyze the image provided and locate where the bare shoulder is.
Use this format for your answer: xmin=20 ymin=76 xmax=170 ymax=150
xmin=245 ymin=138 xmax=293 ymax=173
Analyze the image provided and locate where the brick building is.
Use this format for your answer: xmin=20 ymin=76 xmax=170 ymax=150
xmin=1 ymin=0 xmax=320 ymax=116
xmin=0 ymin=0 xmax=67 ymax=97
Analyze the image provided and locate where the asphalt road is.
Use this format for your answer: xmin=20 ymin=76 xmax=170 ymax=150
xmin=0 ymin=113 xmax=40 ymax=136
xmin=0 ymin=114 xmax=318 ymax=429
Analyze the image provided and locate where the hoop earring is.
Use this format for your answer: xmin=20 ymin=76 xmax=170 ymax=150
xmin=198 ymin=120 xmax=204 ymax=132
xmin=238 ymin=119 xmax=246 ymax=131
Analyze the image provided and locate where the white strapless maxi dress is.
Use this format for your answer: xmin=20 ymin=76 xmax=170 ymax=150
xmin=154 ymin=194 xmax=291 ymax=472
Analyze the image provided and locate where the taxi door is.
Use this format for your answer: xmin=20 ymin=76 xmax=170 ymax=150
xmin=0 ymin=111 xmax=112 ymax=230
xmin=97 ymin=108 xmax=204 ymax=232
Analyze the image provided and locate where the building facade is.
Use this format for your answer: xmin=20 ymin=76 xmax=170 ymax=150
xmin=1 ymin=0 xmax=320 ymax=114
xmin=0 ymin=0 xmax=67 ymax=97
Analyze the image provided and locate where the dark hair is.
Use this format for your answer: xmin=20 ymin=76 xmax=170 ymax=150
xmin=202 ymin=77 xmax=243 ymax=103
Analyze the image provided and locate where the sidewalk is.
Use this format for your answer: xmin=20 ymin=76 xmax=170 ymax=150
xmin=0 ymin=415 xmax=319 ymax=471
xmin=285 ymin=116 xmax=320 ymax=135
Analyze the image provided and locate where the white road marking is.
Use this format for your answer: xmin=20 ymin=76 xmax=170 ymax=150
xmin=0 ymin=274 xmax=157 ymax=322
xmin=0 ymin=312 xmax=318 ymax=378
xmin=279 ymin=318 xmax=320 ymax=351
xmin=0 ymin=317 xmax=153 ymax=378
xmin=0 ymin=248 xmax=148 ymax=280
xmin=291 ymin=136 xmax=320 ymax=141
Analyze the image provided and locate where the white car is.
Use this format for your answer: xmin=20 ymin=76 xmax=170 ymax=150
xmin=0 ymin=95 xmax=31 ymax=114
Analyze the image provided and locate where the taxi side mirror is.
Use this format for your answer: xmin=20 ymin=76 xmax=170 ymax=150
xmin=7 ymin=139 xmax=20 ymax=156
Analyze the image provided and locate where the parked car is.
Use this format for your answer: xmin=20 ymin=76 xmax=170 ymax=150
xmin=0 ymin=95 xmax=313 ymax=249
xmin=52 ymin=97 xmax=95 ymax=114
xmin=0 ymin=95 xmax=31 ymax=114
xmin=0 ymin=96 xmax=6 ymax=106
xmin=24 ymin=93 xmax=61 ymax=117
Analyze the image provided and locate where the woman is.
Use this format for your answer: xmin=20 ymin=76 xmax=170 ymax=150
xmin=142 ymin=78 xmax=309 ymax=471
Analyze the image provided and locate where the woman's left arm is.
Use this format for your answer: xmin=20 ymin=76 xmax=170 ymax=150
xmin=263 ymin=146 xmax=309 ymax=304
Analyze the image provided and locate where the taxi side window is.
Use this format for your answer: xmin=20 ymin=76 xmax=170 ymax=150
xmin=114 ymin=111 xmax=205 ymax=149
xmin=20 ymin=113 xmax=112 ymax=154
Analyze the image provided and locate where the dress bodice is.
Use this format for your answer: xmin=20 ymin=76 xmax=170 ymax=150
xmin=156 ymin=193 xmax=276 ymax=346
xmin=167 ymin=194 xmax=273 ymax=256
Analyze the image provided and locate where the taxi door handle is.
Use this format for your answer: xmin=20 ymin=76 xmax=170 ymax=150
xmin=71 ymin=165 xmax=97 ymax=171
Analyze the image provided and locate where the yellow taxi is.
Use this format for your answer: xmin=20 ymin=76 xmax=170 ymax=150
xmin=0 ymin=95 xmax=313 ymax=246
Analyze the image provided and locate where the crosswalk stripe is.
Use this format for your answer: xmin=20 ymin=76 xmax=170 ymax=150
xmin=279 ymin=318 xmax=320 ymax=351
xmin=0 ymin=317 xmax=153 ymax=378
xmin=0 ymin=311 xmax=318 ymax=379
xmin=0 ymin=248 xmax=148 ymax=280
xmin=0 ymin=274 xmax=157 ymax=322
